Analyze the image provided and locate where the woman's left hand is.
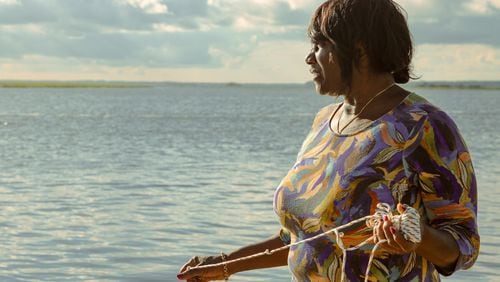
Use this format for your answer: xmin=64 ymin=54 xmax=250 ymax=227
xmin=177 ymin=255 xmax=228 ymax=281
xmin=373 ymin=203 xmax=424 ymax=255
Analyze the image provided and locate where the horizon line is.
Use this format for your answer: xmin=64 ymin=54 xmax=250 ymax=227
xmin=1 ymin=79 xmax=500 ymax=85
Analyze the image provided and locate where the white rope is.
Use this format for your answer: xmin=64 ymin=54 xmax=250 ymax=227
xmin=190 ymin=203 xmax=421 ymax=282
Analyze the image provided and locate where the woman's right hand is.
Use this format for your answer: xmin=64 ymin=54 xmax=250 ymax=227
xmin=177 ymin=255 xmax=229 ymax=281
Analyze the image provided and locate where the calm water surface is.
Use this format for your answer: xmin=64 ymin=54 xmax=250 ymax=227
xmin=0 ymin=84 xmax=498 ymax=281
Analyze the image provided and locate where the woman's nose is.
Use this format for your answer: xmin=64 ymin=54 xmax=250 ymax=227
xmin=305 ymin=51 xmax=315 ymax=65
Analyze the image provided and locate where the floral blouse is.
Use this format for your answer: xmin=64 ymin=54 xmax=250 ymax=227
xmin=273 ymin=93 xmax=479 ymax=281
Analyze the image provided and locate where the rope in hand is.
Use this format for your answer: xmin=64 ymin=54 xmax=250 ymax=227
xmin=188 ymin=203 xmax=421 ymax=282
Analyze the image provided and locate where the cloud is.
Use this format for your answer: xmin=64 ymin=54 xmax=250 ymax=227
xmin=401 ymin=0 xmax=500 ymax=46
xmin=413 ymin=43 xmax=500 ymax=80
xmin=2 ymin=41 xmax=498 ymax=83
xmin=0 ymin=0 xmax=311 ymax=68
xmin=463 ymin=0 xmax=500 ymax=14
xmin=0 ymin=0 xmax=19 ymax=5
xmin=0 ymin=0 xmax=498 ymax=82
xmin=0 ymin=40 xmax=311 ymax=83
xmin=121 ymin=0 xmax=168 ymax=14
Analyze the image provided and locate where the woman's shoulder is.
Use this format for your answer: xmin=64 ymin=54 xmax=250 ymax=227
xmin=311 ymin=102 xmax=341 ymax=128
xmin=317 ymin=102 xmax=340 ymax=118
xmin=396 ymin=92 xmax=462 ymax=136
xmin=397 ymin=93 xmax=454 ymax=121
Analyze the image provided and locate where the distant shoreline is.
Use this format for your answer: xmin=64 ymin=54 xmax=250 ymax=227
xmin=1 ymin=80 xmax=499 ymax=90
xmin=411 ymin=82 xmax=500 ymax=91
xmin=304 ymin=81 xmax=500 ymax=91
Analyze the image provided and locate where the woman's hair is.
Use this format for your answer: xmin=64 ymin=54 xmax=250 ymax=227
xmin=308 ymin=0 xmax=415 ymax=86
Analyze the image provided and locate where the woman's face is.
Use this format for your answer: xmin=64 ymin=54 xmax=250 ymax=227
xmin=305 ymin=39 xmax=344 ymax=96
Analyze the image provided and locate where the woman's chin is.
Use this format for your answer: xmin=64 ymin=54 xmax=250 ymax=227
xmin=313 ymin=80 xmax=343 ymax=97
xmin=313 ymin=78 xmax=338 ymax=96
xmin=312 ymin=79 xmax=325 ymax=94
xmin=315 ymin=83 xmax=330 ymax=96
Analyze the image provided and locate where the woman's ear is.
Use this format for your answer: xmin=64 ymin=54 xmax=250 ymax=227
xmin=329 ymin=52 xmax=334 ymax=64
xmin=354 ymin=43 xmax=370 ymax=69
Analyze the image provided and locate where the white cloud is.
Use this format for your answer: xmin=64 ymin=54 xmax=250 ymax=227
xmin=0 ymin=40 xmax=311 ymax=83
xmin=122 ymin=0 xmax=168 ymax=14
xmin=0 ymin=0 xmax=498 ymax=82
xmin=208 ymin=47 xmax=244 ymax=68
xmin=287 ymin=0 xmax=318 ymax=10
xmin=241 ymin=0 xmax=318 ymax=10
xmin=251 ymin=0 xmax=275 ymax=6
xmin=393 ymin=0 xmax=454 ymax=27
xmin=234 ymin=16 xmax=255 ymax=31
xmin=2 ymin=42 xmax=499 ymax=83
xmin=235 ymin=40 xmax=310 ymax=82
xmin=394 ymin=0 xmax=434 ymax=14
xmin=0 ymin=0 xmax=19 ymax=5
xmin=463 ymin=0 xmax=500 ymax=14
xmin=414 ymin=43 xmax=500 ymax=80
xmin=152 ymin=23 xmax=186 ymax=32
xmin=0 ymin=24 xmax=46 ymax=34
xmin=395 ymin=0 xmax=434 ymax=7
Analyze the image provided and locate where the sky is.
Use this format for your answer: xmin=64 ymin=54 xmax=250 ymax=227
xmin=0 ymin=0 xmax=499 ymax=83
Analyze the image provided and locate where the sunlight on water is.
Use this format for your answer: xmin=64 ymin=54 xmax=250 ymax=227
xmin=0 ymin=85 xmax=498 ymax=281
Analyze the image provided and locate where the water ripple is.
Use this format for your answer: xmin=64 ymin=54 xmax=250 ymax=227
xmin=0 ymin=86 xmax=497 ymax=281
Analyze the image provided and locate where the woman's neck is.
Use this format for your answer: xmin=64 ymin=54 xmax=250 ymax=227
xmin=343 ymin=73 xmax=395 ymax=115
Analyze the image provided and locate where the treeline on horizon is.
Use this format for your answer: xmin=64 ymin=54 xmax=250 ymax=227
xmin=410 ymin=81 xmax=500 ymax=90
xmin=0 ymin=80 xmax=499 ymax=90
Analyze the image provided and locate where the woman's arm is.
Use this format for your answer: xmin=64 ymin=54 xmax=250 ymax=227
xmin=396 ymin=110 xmax=479 ymax=274
xmin=226 ymin=232 xmax=289 ymax=275
xmin=416 ymin=224 xmax=460 ymax=270
xmin=177 ymin=232 xmax=288 ymax=280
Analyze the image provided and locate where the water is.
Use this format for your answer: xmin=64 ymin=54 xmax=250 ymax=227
xmin=0 ymin=84 xmax=498 ymax=281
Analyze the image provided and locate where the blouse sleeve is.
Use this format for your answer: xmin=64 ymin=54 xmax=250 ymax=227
xmin=403 ymin=109 xmax=480 ymax=275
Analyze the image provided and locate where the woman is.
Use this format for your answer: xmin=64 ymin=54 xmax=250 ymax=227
xmin=177 ymin=0 xmax=479 ymax=281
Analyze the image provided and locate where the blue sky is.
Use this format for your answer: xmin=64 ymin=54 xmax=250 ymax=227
xmin=0 ymin=0 xmax=499 ymax=83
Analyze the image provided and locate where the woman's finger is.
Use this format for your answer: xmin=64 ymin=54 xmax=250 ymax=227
xmin=376 ymin=218 xmax=387 ymax=242
xmin=376 ymin=216 xmax=403 ymax=254
xmin=392 ymin=229 xmax=415 ymax=253
xmin=178 ymin=266 xmax=206 ymax=281
xmin=179 ymin=256 xmax=201 ymax=274
xmin=178 ymin=255 xmax=227 ymax=281
xmin=396 ymin=203 xmax=407 ymax=214
xmin=382 ymin=219 xmax=396 ymax=247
